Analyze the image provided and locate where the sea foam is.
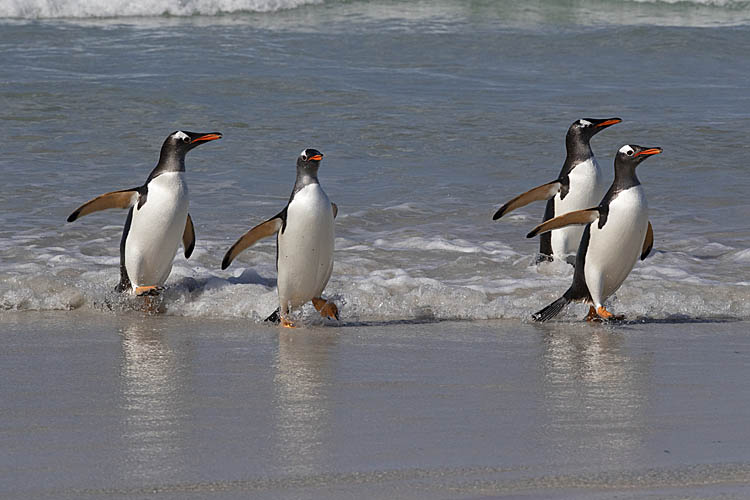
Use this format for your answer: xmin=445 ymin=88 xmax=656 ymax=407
xmin=0 ymin=0 xmax=322 ymax=18
xmin=3 ymin=239 xmax=750 ymax=323
xmin=2 ymin=0 xmax=748 ymax=19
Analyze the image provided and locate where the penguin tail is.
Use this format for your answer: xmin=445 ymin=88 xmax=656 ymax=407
xmin=115 ymin=269 xmax=131 ymax=294
xmin=532 ymin=293 xmax=571 ymax=322
xmin=265 ymin=308 xmax=281 ymax=324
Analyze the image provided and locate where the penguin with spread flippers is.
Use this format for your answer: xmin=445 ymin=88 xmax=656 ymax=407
xmin=526 ymin=144 xmax=661 ymax=322
xmin=67 ymin=130 xmax=222 ymax=296
xmin=221 ymin=149 xmax=338 ymax=328
xmin=493 ymin=117 xmax=621 ymax=264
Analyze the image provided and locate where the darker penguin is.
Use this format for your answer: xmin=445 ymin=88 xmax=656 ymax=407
xmin=527 ymin=144 xmax=661 ymax=322
xmin=493 ymin=117 xmax=621 ymax=263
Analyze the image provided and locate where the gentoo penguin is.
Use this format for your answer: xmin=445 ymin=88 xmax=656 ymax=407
xmin=67 ymin=130 xmax=222 ymax=295
xmin=493 ymin=117 xmax=621 ymax=264
xmin=221 ymin=148 xmax=338 ymax=328
xmin=526 ymin=144 xmax=661 ymax=322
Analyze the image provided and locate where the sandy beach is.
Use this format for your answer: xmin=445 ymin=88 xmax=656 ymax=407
xmin=1 ymin=312 xmax=749 ymax=499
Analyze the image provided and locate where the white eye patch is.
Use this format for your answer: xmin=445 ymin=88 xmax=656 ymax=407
xmin=579 ymin=119 xmax=593 ymax=127
xmin=173 ymin=131 xmax=189 ymax=141
xmin=619 ymin=145 xmax=634 ymax=155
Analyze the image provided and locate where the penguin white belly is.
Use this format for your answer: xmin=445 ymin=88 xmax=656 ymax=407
xmin=277 ymin=184 xmax=335 ymax=310
xmin=584 ymin=186 xmax=648 ymax=306
xmin=551 ymin=158 xmax=606 ymax=258
xmin=124 ymin=172 xmax=189 ymax=290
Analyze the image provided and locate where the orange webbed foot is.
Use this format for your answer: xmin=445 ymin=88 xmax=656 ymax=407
xmin=585 ymin=306 xmax=600 ymax=322
xmin=134 ymin=285 xmax=162 ymax=297
xmin=312 ymin=297 xmax=340 ymax=321
xmin=280 ymin=317 xmax=297 ymax=329
xmin=596 ymin=306 xmax=625 ymax=321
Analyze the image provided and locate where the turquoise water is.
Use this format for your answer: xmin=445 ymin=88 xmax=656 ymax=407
xmin=1 ymin=0 xmax=749 ymax=322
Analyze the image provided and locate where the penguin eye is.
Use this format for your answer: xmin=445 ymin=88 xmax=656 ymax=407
xmin=626 ymin=149 xmax=634 ymax=156
xmin=301 ymin=154 xmax=308 ymax=161
xmin=182 ymin=136 xmax=191 ymax=144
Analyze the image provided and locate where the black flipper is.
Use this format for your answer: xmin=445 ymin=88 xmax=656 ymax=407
xmin=115 ymin=207 xmax=134 ymax=293
xmin=641 ymin=221 xmax=653 ymax=261
xmin=538 ymin=198 xmax=555 ymax=260
xmin=183 ymin=213 xmax=195 ymax=259
xmin=569 ymin=224 xmax=593 ymax=302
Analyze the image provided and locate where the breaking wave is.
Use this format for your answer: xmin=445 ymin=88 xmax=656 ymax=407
xmin=0 ymin=0 xmax=323 ymax=19
xmin=1 ymin=0 xmax=749 ymax=21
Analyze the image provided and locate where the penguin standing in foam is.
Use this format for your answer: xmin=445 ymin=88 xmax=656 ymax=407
xmin=67 ymin=130 xmax=222 ymax=295
xmin=221 ymin=149 xmax=338 ymax=328
xmin=493 ymin=118 xmax=621 ymax=263
xmin=526 ymin=144 xmax=661 ymax=322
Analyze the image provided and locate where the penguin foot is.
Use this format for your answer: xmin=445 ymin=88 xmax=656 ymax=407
xmin=135 ymin=285 xmax=162 ymax=297
xmin=535 ymin=253 xmax=554 ymax=264
xmin=584 ymin=306 xmax=599 ymax=322
xmin=280 ymin=317 xmax=297 ymax=329
xmin=595 ymin=306 xmax=625 ymax=321
xmin=312 ymin=297 xmax=339 ymax=320
xmin=321 ymin=302 xmax=339 ymax=320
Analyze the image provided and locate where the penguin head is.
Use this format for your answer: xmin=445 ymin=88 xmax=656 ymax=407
xmin=164 ymin=130 xmax=223 ymax=156
xmin=568 ymin=117 xmax=622 ymax=142
xmin=151 ymin=130 xmax=222 ymax=177
xmin=616 ymin=144 xmax=663 ymax=167
xmin=564 ymin=118 xmax=621 ymax=162
xmin=614 ymin=144 xmax=661 ymax=183
xmin=296 ymin=148 xmax=324 ymax=175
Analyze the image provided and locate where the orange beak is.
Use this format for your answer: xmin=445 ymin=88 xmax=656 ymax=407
xmin=191 ymin=133 xmax=223 ymax=143
xmin=636 ymin=147 xmax=662 ymax=156
xmin=596 ymin=118 xmax=622 ymax=127
xmin=308 ymin=154 xmax=323 ymax=161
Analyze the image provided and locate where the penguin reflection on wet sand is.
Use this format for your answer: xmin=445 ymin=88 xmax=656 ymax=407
xmin=221 ymin=149 xmax=338 ymax=328
xmin=67 ymin=130 xmax=222 ymax=296
xmin=493 ymin=117 xmax=621 ymax=264
xmin=527 ymin=144 xmax=661 ymax=322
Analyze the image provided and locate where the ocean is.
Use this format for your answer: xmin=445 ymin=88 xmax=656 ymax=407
xmin=2 ymin=0 xmax=749 ymax=323
xmin=2 ymin=1 xmax=750 ymax=498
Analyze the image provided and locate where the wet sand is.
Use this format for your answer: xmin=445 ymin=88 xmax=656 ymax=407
xmin=1 ymin=312 xmax=750 ymax=499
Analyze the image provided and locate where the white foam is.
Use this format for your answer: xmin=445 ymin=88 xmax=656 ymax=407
xmin=372 ymin=236 xmax=516 ymax=257
xmin=0 ymin=0 xmax=322 ymax=18
xmin=731 ymin=248 xmax=750 ymax=262
xmin=2 ymin=0 xmax=745 ymax=22
xmin=4 ymin=240 xmax=749 ymax=323
xmin=631 ymin=0 xmax=742 ymax=5
xmin=2 ymin=216 xmax=750 ymax=323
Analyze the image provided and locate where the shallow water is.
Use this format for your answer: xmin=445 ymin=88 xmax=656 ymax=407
xmin=2 ymin=312 xmax=750 ymax=499
xmin=1 ymin=0 xmax=749 ymax=323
